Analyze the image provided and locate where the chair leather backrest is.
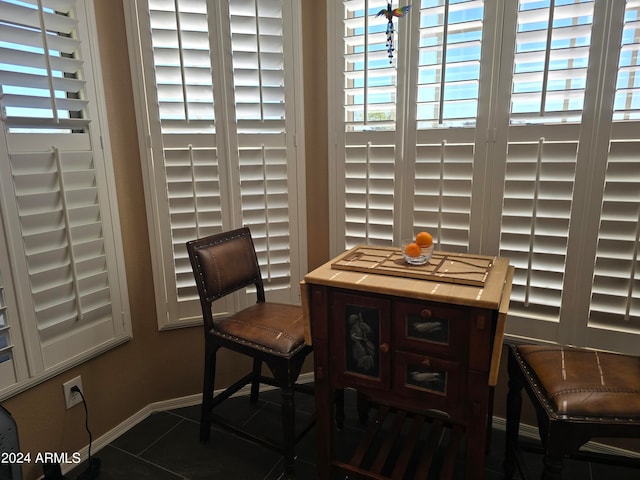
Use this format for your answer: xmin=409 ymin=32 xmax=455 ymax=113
xmin=187 ymin=227 xmax=265 ymax=305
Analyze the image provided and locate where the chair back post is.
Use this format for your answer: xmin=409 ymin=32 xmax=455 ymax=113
xmin=186 ymin=227 xmax=266 ymax=332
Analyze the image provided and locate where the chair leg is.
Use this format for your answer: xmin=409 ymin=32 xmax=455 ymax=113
xmin=504 ymin=349 xmax=524 ymax=480
xmin=200 ymin=347 xmax=218 ymax=442
xmin=281 ymin=384 xmax=296 ymax=478
xmin=267 ymin=351 xmax=310 ymax=478
xmin=250 ymin=357 xmax=261 ymax=403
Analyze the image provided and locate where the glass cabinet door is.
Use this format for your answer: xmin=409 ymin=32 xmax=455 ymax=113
xmin=393 ymin=300 xmax=470 ymax=359
xmin=331 ymin=291 xmax=391 ymax=389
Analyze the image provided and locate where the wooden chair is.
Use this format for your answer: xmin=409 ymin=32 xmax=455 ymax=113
xmin=504 ymin=343 xmax=640 ymax=480
xmin=186 ymin=227 xmax=313 ymax=478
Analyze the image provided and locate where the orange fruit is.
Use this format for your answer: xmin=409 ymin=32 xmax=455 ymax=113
xmin=415 ymin=231 xmax=433 ymax=247
xmin=404 ymin=242 xmax=422 ymax=258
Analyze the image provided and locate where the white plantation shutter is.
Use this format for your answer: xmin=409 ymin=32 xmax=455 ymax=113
xmin=414 ymin=0 xmax=483 ymax=128
xmin=497 ymin=0 xmax=594 ymax=338
xmin=336 ymin=0 xmax=401 ymax=248
xmin=344 ymin=138 xmax=396 ymax=246
xmin=510 ymin=1 xmax=594 ymax=124
xmin=0 ymin=0 xmax=89 ymax=132
xmin=8 ymin=147 xmax=117 ymax=351
xmin=500 ymin=137 xmax=578 ymax=325
xmin=412 ymin=138 xmax=475 ymax=252
xmin=500 ymin=0 xmax=640 ymax=350
xmin=230 ymin=0 xmax=295 ymax=288
xmin=409 ymin=0 xmax=484 ymax=253
xmin=144 ymin=0 xmax=223 ymax=324
xmin=343 ymin=0 xmax=400 ymax=131
xmin=238 ymin=145 xmax=293 ymax=286
xmin=127 ymin=0 xmax=306 ymax=329
xmin=149 ymin=1 xmax=216 ymax=133
xmin=588 ymin=0 xmax=640 ymax=344
xmin=0 ymin=280 xmax=14 ymax=386
xmin=0 ymin=0 xmax=131 ymax=394
xmin=613 ymin=0 xmax=640 ymax=122
xmin=333 ymin=0 xmax=484 ymax=252
xmin=330 ymin=0 xmax=640 ymax=351
xmin=0 ymin=249 xmax=28 ymax=390
xmin=590 ymin=136 xmax=640 ymax=330
xmin=230 ymin=0 xmax=287 ymax=134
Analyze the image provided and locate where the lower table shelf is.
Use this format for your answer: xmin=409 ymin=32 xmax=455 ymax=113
xmin=333 ymin=404 xmax=465 ymax=480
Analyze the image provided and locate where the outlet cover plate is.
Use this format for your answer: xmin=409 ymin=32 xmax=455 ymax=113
xmin=62 ymin=376 xmax=83 ymax=409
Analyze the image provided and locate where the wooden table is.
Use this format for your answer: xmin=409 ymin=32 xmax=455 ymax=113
xmin=301 ymin=246 xmax=513 ymax=480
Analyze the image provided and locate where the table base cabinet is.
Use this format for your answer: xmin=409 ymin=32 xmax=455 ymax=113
xmin=303 ymin=248 xmax=513 ymax=480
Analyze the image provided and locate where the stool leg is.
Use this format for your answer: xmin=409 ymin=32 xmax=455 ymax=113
xmin=281 ymin=384 xmax=296 ymax=478
xmin=504 ymin=349 xmax=524 ymax=479
xmin=541 ymin=422 xmax=575 ymax=480
xmin=541 ymin=452 xmax=563 ymax=480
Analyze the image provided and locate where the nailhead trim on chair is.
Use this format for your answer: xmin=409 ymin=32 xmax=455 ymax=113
xmin=213 ymin=326 xmax=307 ymax=357
xmin=217 ymin=317 xmax=299 ymax=345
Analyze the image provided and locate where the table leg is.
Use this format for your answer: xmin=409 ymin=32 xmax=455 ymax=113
xmin=465 ymin=371 xmax=490 ymax=480
xmin=314 ymin=357 xmax=334 ymax=479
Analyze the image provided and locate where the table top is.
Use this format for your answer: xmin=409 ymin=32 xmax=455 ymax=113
xmin=303 ymin=245 xmax=511 ymax=310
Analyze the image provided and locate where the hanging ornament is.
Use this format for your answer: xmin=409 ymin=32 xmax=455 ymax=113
xmin=375 ymin=2 xmax=412 ymax=63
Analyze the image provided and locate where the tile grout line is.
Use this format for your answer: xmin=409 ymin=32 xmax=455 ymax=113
xmin=137 ymin=418 xmax=189 ymax=458
xmin=107 ymin=442 xmax=188 ymax=479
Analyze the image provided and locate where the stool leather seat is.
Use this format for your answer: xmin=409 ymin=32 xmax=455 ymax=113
xmin=504 ymin=343 xmax=640 ymax=480
xmin=518 ymin=345 xmax=640 ymax=418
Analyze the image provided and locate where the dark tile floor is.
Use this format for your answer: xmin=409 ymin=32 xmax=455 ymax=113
xmin=67 ymin=388 xmax=640 ymax=480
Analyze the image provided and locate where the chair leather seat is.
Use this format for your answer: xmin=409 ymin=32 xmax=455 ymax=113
xmin=519 ymin=345 xmax=640 ymax=418
xmin=213 ymin=303 xmax=306 ymax=356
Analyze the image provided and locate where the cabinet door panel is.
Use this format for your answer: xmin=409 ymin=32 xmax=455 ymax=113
xmin=394 ymin=351 xmax=464 ymax=415
xmin=394 ymin=300 xmax=470 ymax=358
xmin=330 ymin=291 xmax=391 ymax=389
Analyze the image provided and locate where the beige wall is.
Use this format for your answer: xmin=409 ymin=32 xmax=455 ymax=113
xmin=303 ymin=1 xmax=331 ymax=268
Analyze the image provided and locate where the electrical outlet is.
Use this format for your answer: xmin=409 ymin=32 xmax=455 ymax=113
xmin=62 ymin=376 xmax=83 ymax=409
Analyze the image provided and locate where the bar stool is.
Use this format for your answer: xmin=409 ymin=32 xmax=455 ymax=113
xmin=504 ymin=343 xmax=640 ymax=480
